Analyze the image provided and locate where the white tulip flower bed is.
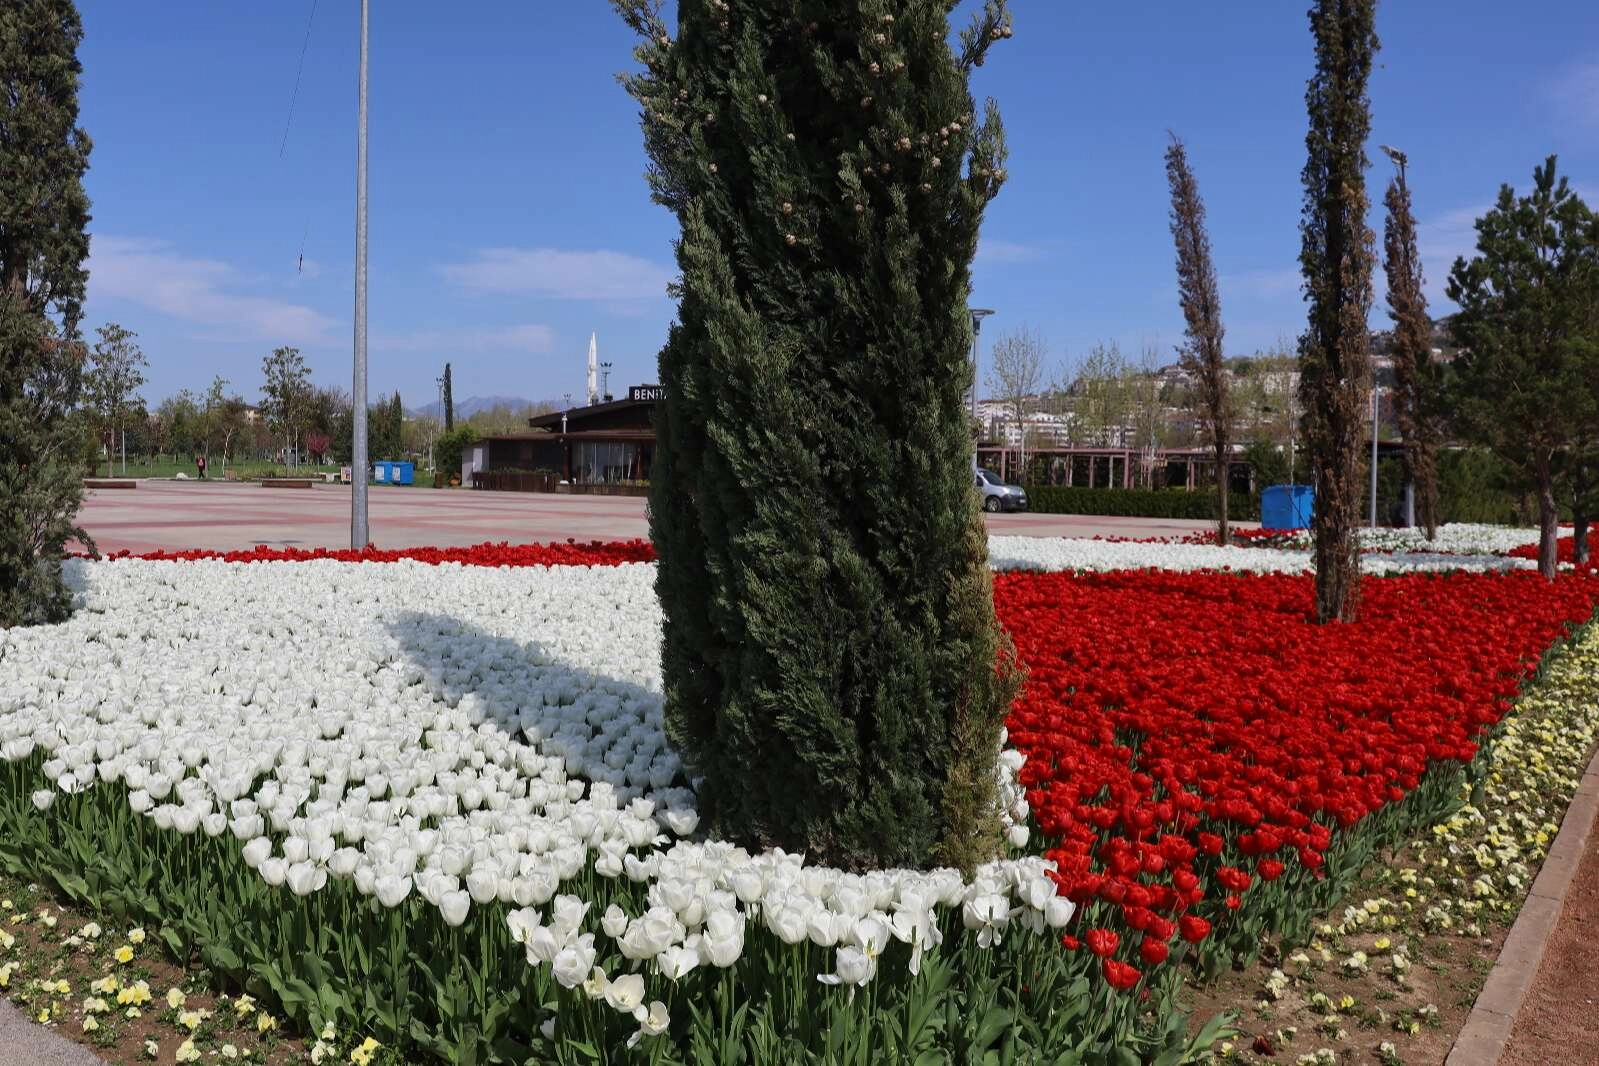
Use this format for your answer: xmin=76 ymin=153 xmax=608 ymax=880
xmin=986 ymin=530 xmax=1538 ymax=575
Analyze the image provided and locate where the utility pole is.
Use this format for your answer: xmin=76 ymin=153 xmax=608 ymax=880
xmin=350 ymin=0 xmax=370 ymax=548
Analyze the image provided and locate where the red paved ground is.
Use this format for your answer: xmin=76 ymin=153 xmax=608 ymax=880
xmin=75 ymin=480 xmax=1238 ymax=554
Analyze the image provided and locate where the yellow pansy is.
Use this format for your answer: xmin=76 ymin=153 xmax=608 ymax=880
xmin=113 ymin=945 xmax=134 ymax=964
xmin=167 ymin=987 xmax=186 ymax=1009
xmin=89 ymin=975 xmax=118 ymax=994
xmin=351 ymin=1037 xmax=382 ymax=1066
xmin=128 ymin=927 xmax=146 ymax=945
xmin=82 ymin=1016 xmax=100 ymax=1033
xmin=175 ymin=1039 xmax=201 ymax=1063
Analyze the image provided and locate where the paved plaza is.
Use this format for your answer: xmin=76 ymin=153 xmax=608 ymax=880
xmin=74 ymin=480 xmax=1240 ymax=554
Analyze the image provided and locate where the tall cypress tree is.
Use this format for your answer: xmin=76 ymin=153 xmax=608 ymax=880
xmin=1380 ymin=150 xmax=1440 ymax=540
xmin=442 ymin=362 xmax=455 ymax=431
xmin=0 ymin=0 xmax=94 ymax=627
xmin=1164 ymin=134 xmax=1232 ymax=545
xmin=614 ymin=0 xmax=1017 ymax=871
xmin=1298 ymin=0 xmax=1379 ymax=623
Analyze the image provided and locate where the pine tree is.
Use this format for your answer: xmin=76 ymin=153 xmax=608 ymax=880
xmin=614 ymin=0 xmax=1017 ymax=871
xmin=0 ymin=0 xmax=94 ymax=627
xmin=1446 ymin=158 xmax=1599 ymax=579
xmin=442 ymin=363 xmax=455 ymax=431
xmin=1379 ymin=150 xmax=1441 ymax=540
xmin=1298 ymin=0 xmax=1379 ymax=623
xmin=1165 ymin=134 xmax=1232 ymax=544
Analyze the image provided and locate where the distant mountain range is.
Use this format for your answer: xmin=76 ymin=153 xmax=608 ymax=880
xmin=410 ymin=395 xmax=538 ymax=420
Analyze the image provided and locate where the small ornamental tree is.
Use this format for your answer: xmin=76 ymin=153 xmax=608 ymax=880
xmin=614 ymin=0 xmax=1018 ymax=871
xmin=1447 ymin=158 xmax=1599 ymax=579
xmin=83 ymin=321 xmax=146 ymax=475
xmin=1297 ymin=0 xmax=1379 ymax=623
xmin=1164 ymin=134 xmax=1232 ymax=544
xmin=1379 ymin=151 xmax=1442 ymax=540
xmin=260 ymin=346 xmax=310 ymax=468
xmin=0 ymin=0 xmax=95 ymax=627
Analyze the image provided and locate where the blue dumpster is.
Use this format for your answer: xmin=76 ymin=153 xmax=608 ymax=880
xmin=1260 ymin=484 xmax=1313 ymax=531
xmin=371 ymin=461 xmax=414 ymax=485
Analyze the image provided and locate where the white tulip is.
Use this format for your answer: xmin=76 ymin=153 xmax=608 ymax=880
xmin=818 ymin=945 xmax=876 ymax=987
xmin=603 ymin=973 xmax=646 ymax=1015
xmin=439 ymin=890 xmax=471 ymax=927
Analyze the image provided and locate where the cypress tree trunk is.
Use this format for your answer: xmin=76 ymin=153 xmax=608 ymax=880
xmin=1297 ymin=0 xmax=1379 ymax=623
xmin=616 ymin=1 xmax=1018 ymax=871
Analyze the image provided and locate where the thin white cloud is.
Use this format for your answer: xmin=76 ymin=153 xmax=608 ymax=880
xmin=87 ymin=235 xmax=335 ymax=342
xmin=441 ymin=247 xmax=674 ymax=302
xmin=371 ymin=324 xmax=556 ymax=354
xmin=976 ymin=239 xmax=1044 ymax=265
xmin=1548 ymin=58 xmax=1599 ymax=126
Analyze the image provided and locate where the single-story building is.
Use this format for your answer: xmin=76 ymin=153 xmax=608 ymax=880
xmin=465 ymin=386 xmax=660 ymax=493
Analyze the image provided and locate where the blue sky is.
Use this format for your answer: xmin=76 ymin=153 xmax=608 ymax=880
xmin=77 ymin=1 xmax=1599 ymax=409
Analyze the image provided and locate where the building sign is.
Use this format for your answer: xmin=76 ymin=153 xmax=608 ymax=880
xmin=628 ymin=385 xmax=665 ymax=402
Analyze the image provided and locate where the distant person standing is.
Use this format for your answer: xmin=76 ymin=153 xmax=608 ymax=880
xmin=196 ymin=454 xmax=207 ymax=479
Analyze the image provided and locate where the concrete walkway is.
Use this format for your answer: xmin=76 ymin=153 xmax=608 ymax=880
xmin=0 ymin=1000 xmax=105 ymax=1065
xmin=76 ymin=480 xmax=1237 ymax=555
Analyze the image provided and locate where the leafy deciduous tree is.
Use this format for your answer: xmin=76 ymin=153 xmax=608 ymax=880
xmin=1165 ymin=133 xmax=1233 ymax=542
xmin=83 ymin=322 xmax=146 ymax=475
xmin=1297 ymin=0 xmax=1379 ymax=623
xmin=260 ymin=346 xmax=311 ymax=468
xmin=1379 ymin=150 xmax=1442 ymax=539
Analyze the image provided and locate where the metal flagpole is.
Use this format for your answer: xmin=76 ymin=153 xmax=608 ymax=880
xmin=351 ymin=0 xmax=370 ymax=548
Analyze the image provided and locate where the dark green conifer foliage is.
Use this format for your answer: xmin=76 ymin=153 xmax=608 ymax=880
xmin=1 ymin=0 xmax=95 ymax=627
xmin=614 ymin=0 xmax=1017 ymax=871
xmin=1447 ymin=158 xmax=1599 ymax=579
xmin=442 ymin=363 xmax=455 ymax=431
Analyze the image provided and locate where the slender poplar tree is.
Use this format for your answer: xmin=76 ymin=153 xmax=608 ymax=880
xmin=0 ymin=0 xmax=95 ymax=627
xmin=1165 ymin=134 xmax=1232 ymax=544
xmin=1297 ymin=0 xmax=1379 ymax=623
xmin=613 ymin=0 xmax=1017 ymax=871
xmin=1380 ymin=150 xmax=1440 ymax=540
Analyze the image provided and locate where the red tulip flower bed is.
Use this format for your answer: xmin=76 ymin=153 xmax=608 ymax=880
xmin=993 ymin=566 xmax=1599 ymax=988
xmin=90 ymin=539 xmax=658 ymax=567
xmin=1506 ymin=536 xmax=1580 ymax=565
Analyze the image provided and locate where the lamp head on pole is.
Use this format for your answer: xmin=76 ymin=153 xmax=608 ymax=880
xmin=970 ymin=307 xmax=996 ymax=333
xmin=1378 ymin=144 xmax=1407 ymax=170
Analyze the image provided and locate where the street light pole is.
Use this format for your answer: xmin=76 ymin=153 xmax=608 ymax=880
xmin=350 ymin=0 xmax=370 ymax=548
xmin=1369 ymin=385 xmax=1380 ymax=529
xmin=969 ymin=308 xmax=995 ymax=472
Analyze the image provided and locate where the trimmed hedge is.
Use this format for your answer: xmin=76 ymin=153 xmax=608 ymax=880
xmin=1022 ymin=485 xmax=1257 ymax=521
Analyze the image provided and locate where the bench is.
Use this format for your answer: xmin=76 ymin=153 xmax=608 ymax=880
xmin=260 ymin=478 xmax=317 ymax=489
xmin=84 ymin=478 xmax=137 ymax=489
